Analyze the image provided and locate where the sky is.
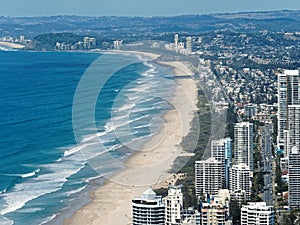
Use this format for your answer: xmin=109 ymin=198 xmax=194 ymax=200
xmin=1 ymin=0 xmax=300 ymax=17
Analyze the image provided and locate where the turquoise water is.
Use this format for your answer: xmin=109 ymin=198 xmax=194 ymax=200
xmin=0 ymin=51 xmax=174 ymax=224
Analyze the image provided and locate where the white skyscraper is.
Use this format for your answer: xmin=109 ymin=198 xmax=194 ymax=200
xmin=288 ymin=147 xmax=300 ymax=208
xmin=164 ymin=185 xmax=183 ymax=225
xmin=83 ymin=37 xmax=96 ymax=49
xmin=241 ymin=202 xmax=274 ymax=225
xmin=186 ymin=37 xmax=192 ymax=54
xmin=132 ymin=188 xmax=165 ymax=225
xmin=174 ymin=34 xmax=179 ymax=50
xmin=195 ymin=157 xmax=223 ymax=197
xmin=211 ymin=138 xmax=232 ymax=188
xmin=234 ymin=122 xmax=254 ymax=171
xmin=229 ymin=164 xmax=251 ymax=200
xmin=277 ymin=70 xmax=299 ymax=155
xmin=288 ymin=105 xmax=300 ymax=154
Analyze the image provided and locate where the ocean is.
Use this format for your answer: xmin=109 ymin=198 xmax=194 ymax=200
xmin=0 ymin=50 xmax=175 ymax=224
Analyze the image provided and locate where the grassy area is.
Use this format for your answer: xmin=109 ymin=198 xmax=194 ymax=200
xmin=175 ymin=89 xmax=212 ymax=208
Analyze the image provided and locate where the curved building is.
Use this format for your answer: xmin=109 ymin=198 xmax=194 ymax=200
xmin=132 ymin=188 xmax=165 ymax=225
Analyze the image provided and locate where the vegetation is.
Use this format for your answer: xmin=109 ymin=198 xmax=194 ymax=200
xmin=275 ymin=159 xmax=288 ymax=193
xmin=154 ymin=187 xmax=168 ymax=198
xmin=167 ymin=88 xmax=211 ymax=208
xmin=281 ymin=210 xmax=300 ymax=225
xmin=29 ymin=33 xmax=83 ymax=50
xmin=229 ymin=200 xmax=241 ymax=225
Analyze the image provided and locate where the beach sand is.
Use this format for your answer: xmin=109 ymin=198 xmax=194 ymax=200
xmin=64 ymin=55 xmax=198 ymax=225
xmin=0 ymin=41 xmax=25 ymax=49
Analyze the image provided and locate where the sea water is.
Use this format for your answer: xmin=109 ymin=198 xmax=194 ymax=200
xmin=0 ymin=50 xmax=174 ymax=224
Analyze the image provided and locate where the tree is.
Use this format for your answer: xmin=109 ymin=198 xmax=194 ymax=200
xmin=282 ymin=210 xmax=298 ymax=225
xmin=230 ymin=200 xmax=241 ymax=225
xmin=275 ymin=159 xmax=284 ymax=193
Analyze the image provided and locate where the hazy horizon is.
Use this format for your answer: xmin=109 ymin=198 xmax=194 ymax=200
xmin=1 ymin=0 xmax=300 ymax=17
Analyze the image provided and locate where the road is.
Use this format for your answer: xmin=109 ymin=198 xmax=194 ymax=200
xmin=261 ymin=126 xmax=274 ymax=206
xmin=263 ymin=171 xmax=274 ymax=206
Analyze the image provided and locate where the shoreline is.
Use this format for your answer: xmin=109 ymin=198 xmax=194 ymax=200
xmin=0 ymin=41 xmax=26 ymax=49
xmin=64 ymin=52 xmax=198 ymax=225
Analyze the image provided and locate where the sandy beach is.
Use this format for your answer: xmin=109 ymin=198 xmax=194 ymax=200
xmin=64 ymin=53 xmax=198 ymax=225
xmin=0 ymin=41 xmax=25 ymax=49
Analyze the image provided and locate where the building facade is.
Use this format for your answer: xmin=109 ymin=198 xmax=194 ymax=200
xmin=277 ymin=70 xmax=299 ymax=155
xmin=186 ymin=37 xmax=192 ymax=54
xmin=132 ymin=188 xmax=165 ymax=225
xmin=229 ymin=164 xmax=251 ymax=200
xmin=288 ymin=148 xmax=300 ymax=208
xmin=164 ymin=185 xmax=183 ymax=225
xmin=200 ymin=190 xmax=232 ymax=225
xmin=288 ymin=105 xmax=300 ymax=154
xmin=234 ymin=122 xmax=254 ymax=171
xmin=211 ymin=138 xmax=232 ymax=188
xmin=241 ymin=202 xmax=274 ymax=225
xmin=195 ymin=158 xmax=223 ymax=197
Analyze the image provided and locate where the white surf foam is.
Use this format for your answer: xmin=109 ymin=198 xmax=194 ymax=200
xmin=0 ymin=216 xmax=13 ymax=225
xmin=21 ymin=168 xmax=41 ymax=178
xmin=66 ymin=185 xmax=87 ymax=197
xmin=0 ymin=162 xmax=85 ymax=215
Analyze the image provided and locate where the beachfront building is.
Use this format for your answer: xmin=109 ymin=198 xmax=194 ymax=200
xmin=234 ymin=122 xmax=254 ymax=171
xmin=277 ymin=70 xmax=299 ymax=155
xmin=132 ymin=188 xmax=165 ymax=225
xmin=211 ymin=138 xmax=232 ymax=188
xmin=83 ymin=36 xmax=96 ymax=49
xmin=287 ymin=105 xmax=300 ymax=154
xmin=229 ymin=164 xmax=251 ymax=200
xmin=288 ymin=147 xmax=300 ymax=208
xmin=186 ymin=37 xmax=192 ymax=54
xmin=241 ymin=202 xmax=274 ymax=225
xmin=113 ymin=40 xmax=123 ymax=50
xmin=200 ymin=189 xmax=232 ymax=225
xmin=195 ymin=157 xmax=223 ymax=198
xmin=174 ymin=34 xmax=179 ymax=51
xmin=164 ymin=185 xmax=183 ymax=225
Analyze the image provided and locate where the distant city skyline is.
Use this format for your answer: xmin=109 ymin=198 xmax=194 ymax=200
xmin=1 ymin=0 xmax=300 ymax=17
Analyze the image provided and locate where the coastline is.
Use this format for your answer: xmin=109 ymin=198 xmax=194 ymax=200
xmin=64 ymin=52 xmax=198 ymax=225
xmin=0 ymin=41 xmax=25 ymax=49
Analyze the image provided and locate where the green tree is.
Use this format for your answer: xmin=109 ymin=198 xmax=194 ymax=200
xmin=230 ymin=200 xmax=241 ymax=225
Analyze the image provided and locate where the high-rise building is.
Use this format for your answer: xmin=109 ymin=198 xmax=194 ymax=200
xmin=19 ymin=35 xmax=25 ymax=43
xmin=244 ymin=103 xmax=257 ymax=119
xmin=83 ymin=37 xmax=96 ymax=49
xmin=164 ymin=185 xmax=183 ymax=225
xmin=287 ymin=70 xmax=299 ymax=106
xmin=229 ymin=164 xmax=251 ymax=200
xmin=288 ymin=148 xmax=300 ymax=208
xmin=195 ymin=157 xmax=223 ymax=197
xmin=132 ymin=188 xmax=165 ymax=225
xmin=186 ymin=37 xmax=192 ymax=54
xmin=174 ymin=34 xmax=179 ymax=50
xmin=234 ymin=122 xmax=254 ymax=171
xmin=277 ymin=70 xmax=299 ymax=155
xmin=230 ymin=189 xmax=247 ymax=206
xmin=211 ymin=138 xmax=232 ymax=188
xmin=288 ymin=105 xmax=300 ymax=154
xmin=241 ymin=202 xmax=274 ymax=225
xmin=113 ymin=40 xmax=123 ymax=50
